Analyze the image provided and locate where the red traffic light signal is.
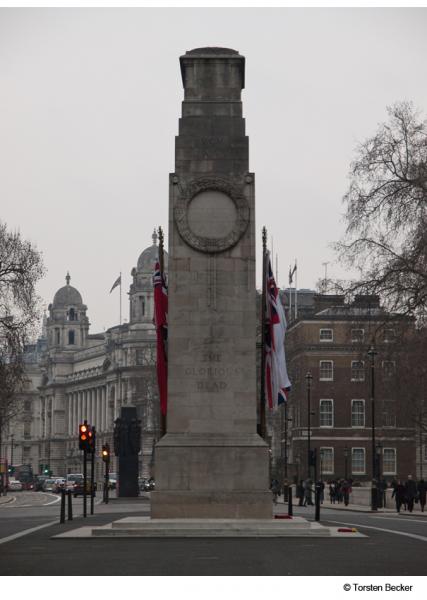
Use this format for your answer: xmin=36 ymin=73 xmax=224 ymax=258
xmin=87 ymin=426 xmax=96 ymax=453
xmin=79 ymin=422 xmax=90 ymax=451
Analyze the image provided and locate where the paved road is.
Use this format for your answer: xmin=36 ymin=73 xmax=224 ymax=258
xmin=1 ymin=494 xmax=426 ymax=576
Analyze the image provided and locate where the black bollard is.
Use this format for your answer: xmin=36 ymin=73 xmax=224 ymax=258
xmin=67 ymin=490 xmax=73 ymax=521
xmin=315 ymin=482 xmax=321 ymax=521
xmin=288 ymin=486 xmax=293 ymax=516
xmin=60 ymin=489 xmax=66 ymax=524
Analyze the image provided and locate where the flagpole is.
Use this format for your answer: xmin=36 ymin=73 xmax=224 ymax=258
xmin=119 ymin=271 xmax=122 ymax=327
xmin=260 ymin=226 xmax=267 ymax=440
xmin=289 ymin=266 xmax=293 ymax=321
xmin=294 ymin=259 xmax=298 ymax=320
xmin=158 ymin=226 xmax=166 ymax=438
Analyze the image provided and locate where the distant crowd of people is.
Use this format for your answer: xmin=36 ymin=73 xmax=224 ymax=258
xmin=391 ymin=476 xmax=426 ymax=513
xmin=271 ymin=475 xmax=427 ymax=513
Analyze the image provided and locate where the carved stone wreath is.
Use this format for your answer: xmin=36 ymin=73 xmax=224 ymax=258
xmin=174 ymin=177 xmax=250 ymax=253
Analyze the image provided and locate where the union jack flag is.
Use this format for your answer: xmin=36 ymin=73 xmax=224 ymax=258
xmin=265 ymin=252 xmax=291 ymax=410
xmin=153 ymin=261 xmax=168 ymax=416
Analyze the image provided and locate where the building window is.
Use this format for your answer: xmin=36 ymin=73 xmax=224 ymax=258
xmin=320 ymin=447 xmax=334 ymax=474
xmin=68 ymin=308 xmax=76 ymax=321
xmin=382 ymin=361 xmax=396 ymax=380
xmin=319 ymin=328 xmax=333 ymax=342
xmin=140 ymin=296 xmax=145 ymax=317
xmin=319 ymin=360 xmax=333 ymax=381
xmin=351 ymin=400 xmax=365 ymax=427
xmin=352 ymin=448 xmax=366 ymax=474
xmin=24 ymin=421 xmax=31 ymax=440
xmin=351 ymin=328 xmax=364 ymax=343
xmin=55 ymin=328 xmax=60 ymax=345
xmin=382 ymin=400 xmax=396 ymax=427
xmin=383 ymin=329 xmax=396 ymax=343
xmin=68 ymin=330 xmax=75 ymax=345
xmin=319 ymin=399 xmax=334 ymax=427
xmin=383 ymin=448 xmax=397 ymax=475
xmin=351 ymin=360 xmax=365 ymax=382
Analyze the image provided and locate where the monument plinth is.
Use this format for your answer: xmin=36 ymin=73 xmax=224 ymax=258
xmin=151 ymin=48 xmax=271 ymax=519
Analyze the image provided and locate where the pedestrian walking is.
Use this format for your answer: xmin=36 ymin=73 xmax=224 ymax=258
xmin=329 ymin=481 xmax=336 ymax=504
xmin=405 ymin=475 xmax=417 ymax=513
xmin=417 ymin=479 xmax=426 ymax=512
xmin=271 ymin=478 xmax=280 ymax=504
xmin=341 ymin=479 xmax=352 ymax=507
xmin=303 ymin=478 xmax=313 ymax=506
xmin=392 ymin=480 xmax=406 ymax=513
xmin=296 ymin=480 xmax=304 ymax=506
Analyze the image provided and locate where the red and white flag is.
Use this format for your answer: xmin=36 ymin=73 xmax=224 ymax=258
xmin=265 ymin=252 xmax=291 ymax=410
xmin=153 ymin=261 xmax=168 ymax=416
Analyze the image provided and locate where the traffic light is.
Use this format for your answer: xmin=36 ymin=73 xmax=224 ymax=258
xmin=101 ymin=444 xmax=110 ymax=463
xmin=43 ymin=465 xmax=50 ymax=475
xmin=79 ymin=422 xmax=90 ymax=451
xmin=87 ymin=426 xmax=96 ymax=454
xmin=8 ymin=465 xmax=15 ymax=475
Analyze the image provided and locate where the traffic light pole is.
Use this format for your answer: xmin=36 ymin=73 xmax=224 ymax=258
xmin=104 ymin=458 xmax=109 ymax=504
xmin=83 ymin=448 xmax=87 ymax=518
xmin=90 ymin=443 xmax=95 ymax=516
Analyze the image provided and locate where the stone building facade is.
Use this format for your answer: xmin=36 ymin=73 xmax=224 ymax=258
xmin=282 ymin=293 xmax=417 ymax=484
xmin=3 ymin=233 xmax=164 ymax=484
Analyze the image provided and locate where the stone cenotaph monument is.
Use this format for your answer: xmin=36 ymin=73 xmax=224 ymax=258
xmin=151 ymin=47 xmax=271 ymax=519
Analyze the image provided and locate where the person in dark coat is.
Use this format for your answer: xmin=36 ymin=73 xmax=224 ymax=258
xmin=405 ymin=475 xmax=417 ymax=513
xmin=296 ymin=480 xmax=304 ymax=506
xmin=392 ymin=480 xmax=406 ymax=513
xmin=341 ymin=479 xmax=352 ymax=506
xmin=417 ymin=479 xmax=426 ymax=513
xmin=303 ymin=478 xmax=313 ymax=506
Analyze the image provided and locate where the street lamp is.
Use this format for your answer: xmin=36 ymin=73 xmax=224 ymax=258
xmin=306 ymin=372 xmax=313 ymax=480
xmin=368 ymin=345 xmax=378 ymax=511
xmin=344 ymin=445 xmax=349 ymax=480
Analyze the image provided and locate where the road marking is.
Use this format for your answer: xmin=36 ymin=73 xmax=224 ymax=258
xmin=0 ymin=520 xmax=58 ymax=546
xmin=370 ymin=516 xmax=427 ymax=524
xmin=43 ymin=494 xmax=61 ymax=506
xmin=0 ymin=496 xmax=16 ymax=507
xmin=327 ymin=519 xmax=427 ymax=543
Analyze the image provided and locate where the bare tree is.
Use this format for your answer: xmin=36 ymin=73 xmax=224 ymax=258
xmin=336 ymin=102 xmax=427 ymax=323
xmin=0 ymin=222 xmax=44 ymax=457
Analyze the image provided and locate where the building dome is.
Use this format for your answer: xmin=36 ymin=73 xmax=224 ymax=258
xmin=136 ymin=230 xmax=167 ymax=273
xmin=52 ymin=273 xmax=83 ymax=307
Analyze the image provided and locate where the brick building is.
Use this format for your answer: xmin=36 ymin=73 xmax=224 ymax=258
xmin=283 ymin=293 xmax=416 ymax=484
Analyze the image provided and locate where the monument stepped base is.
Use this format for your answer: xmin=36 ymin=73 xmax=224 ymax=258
xmin=53 ymin=516 xmax=366 ymax=538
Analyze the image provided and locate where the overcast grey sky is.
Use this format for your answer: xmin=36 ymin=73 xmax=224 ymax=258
xmin=2 ymin=8 xmax=427 ymax=333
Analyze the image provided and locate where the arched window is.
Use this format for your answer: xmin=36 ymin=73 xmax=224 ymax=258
xmin=68 ymin=330 xmax=75 ymax=345
xmin=69 ymin=308 xmax=75 ymax=321
xmin=140 ymin=296 xmax=145 ymax=316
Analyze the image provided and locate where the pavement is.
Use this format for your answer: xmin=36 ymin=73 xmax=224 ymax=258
xmin=275 ymin=495 xmax=427 ymax=516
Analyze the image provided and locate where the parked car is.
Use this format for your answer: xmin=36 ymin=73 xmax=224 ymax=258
xmin=8 ymin=479 xmax=23 ymax=491
xmin=73 ymin=478 xmax=96 ymax=498
xmin=108 ymin=473 xmax=117 ymax=490
xmin=52 ymin=478 xmax=66 ymax=493
xmin=34 ymin=476 xmax=49 ymax=491
xmin=144 ymin=478 xmax=155 ymax=491
xmin=42 ymin=478 xmax=56 ymax=492
xmin=65 ymin=473 xmax=83 ymax=493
